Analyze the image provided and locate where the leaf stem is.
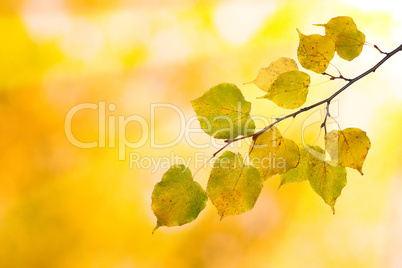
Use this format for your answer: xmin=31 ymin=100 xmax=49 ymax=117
xmin=365 ymin=41 xmax=388 ymax=55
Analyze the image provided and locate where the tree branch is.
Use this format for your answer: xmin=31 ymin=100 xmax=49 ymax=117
xmin=216 ymin=43 xmax=402 ymax=155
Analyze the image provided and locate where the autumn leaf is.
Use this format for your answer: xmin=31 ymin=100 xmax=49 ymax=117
xmin=297 ymin=29 xmax=335 ymax=73
xmin=308 ymin=155 xmax=347 ymax=214
xmin=325 ymin=128 xmax=371 ymax=175
xmin=249 ymin=126 xmax=299 ymax=180
xmin=191 ymin=83 xmax=256 ymax=139
xmin=247 ymin=57 xmax=299 ymax=92
xmin=281 ymin=145 xmax=346 ymax=212
xmin=279 ymin=144 xmax=324 ymax=187
xmin=259 ymin=70 xmax=311 ymax=109
xmin=315 ymin=16 xmax=365 ymax=61
xmin=207 ymin=151 xmax=262 ymax=219
xmin=335 ymin=29 xmax=366 ymax=61
xmin=151 ymin=165 xmax=208 ymax=233
xmin=314 ymin=16 xmax=358 ymax=41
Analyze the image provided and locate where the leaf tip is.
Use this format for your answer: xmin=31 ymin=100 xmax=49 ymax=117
xmin=331 ymin=206 xmax=335 ymax=215
xmin=277 ymin=182 xmax=284 ymax=192
xmin=152 ymin=224 xmax=160 ymax=234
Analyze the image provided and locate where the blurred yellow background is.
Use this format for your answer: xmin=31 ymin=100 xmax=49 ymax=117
xmin=1 ymin=0 xmax=401 ymax=267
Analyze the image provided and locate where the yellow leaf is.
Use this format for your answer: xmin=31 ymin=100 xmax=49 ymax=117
xmin=335 ymin=29 xmax=366 ymax=61
xmin=297 ymin=29 xmax=335 ymax=74
xmin=260 ymin=70 xmax=310 ymax=109
xmin=248 ymin=57 xmax=298 ymax=92
xmin=325 ymin=128 xmax=371 ymax=175
xmin=314 ymin=16 xmax=357 ymax=41
xmin=315 ymin=16 xmax=366 ymax=61
xmin=249 ymin=126 xmax=299 ymax=180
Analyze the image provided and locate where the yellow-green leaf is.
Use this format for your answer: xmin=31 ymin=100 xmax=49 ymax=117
xmin=335 ymin=29 xmax=366 ymax=61
xmin=281 ymin=145 xmax=346 ymax=212
xmin=307 ymin=153 xmax=347 ymax=214
xmin=325 ymin=128 xmax=371 ymax=175
xmin=259 ymin=70 xmax=310 ymax=109
xmin=314 ymin=16 xmax=357 ymax=41
xmin=297 ymin=29 xmax=336 ymax=73
xmin=207 ymin=151 xmax=263 ymax=219
xmin=191 ymin=83 xmax=256 ymax=139
xmin=248 ymin=57 xmax=299 ymax=92
xmin=279 ymin=144 xmax=324 ymax=187
xmin=315 ymin=16 xmax=365 ymax=61
xmin=151 ymin=165 xmax=207 ymax=232
xmin=249 ymin=126 xmax=299 ymax=180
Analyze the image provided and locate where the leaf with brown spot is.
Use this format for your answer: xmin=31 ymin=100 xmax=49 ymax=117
xmin=325 ymin=128 xmax=371 ymax=175
xmin=259 ymin=70 xmax=311 ymax=109
xmin=247 ymin=57 xmax=299 ymax=92
xmin=249 ymin=126 xmax=299 ymax=180
xmin=281 ymin=145 xmax=347 ymax=212
xmin=297 ymin=29 xmax=336 ymax=73
xmin=191 ymin=83 xmax=255 ymax=139
xmin=151 ymin=165 xmax=208 ymax=233
xmin=207 ymin=151 xmax=262 ymax=219
xmin=315 ymin=16 xmax=365 ymax=61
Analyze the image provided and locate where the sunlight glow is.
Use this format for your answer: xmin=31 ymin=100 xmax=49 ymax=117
xmin=107 ymin=10 xmax=150 ymax=52
xmin=22 ymin=0 xmax=71 ymax=40
xmin=213 ymin=0 xmax=277 ymax=45
xmin=60 ymin=19 xmax=105 ymax=61
xmin=148 ymin=26 xmax=191 ymax=64
xmin=340 ymin=0 xmax=397 ymax=11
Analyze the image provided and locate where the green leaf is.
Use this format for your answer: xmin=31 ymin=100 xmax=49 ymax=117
xmin=249 ymin=126 xmax=299 ymax=180
xmin=191 ymin=83 xmax=256 ymax=139
xmin=259 ymin=70 xmax=311 ymax=109
xmin=248 ymin=57 xmax=299 ymax=92
xmin=335 ymin=29 xmax=365 ymax=61
xmin=314 ymin=16 xmax=358 ymax=41
xmin=151 ymin=164 xmax=208 ymax=232
xmin=281 ymin=145 xmax=346 ymax=213
xmin=325 ymin=128 xmax=371 ymax=175
xmin=207 ymin=151 xmax=262 ymax=219
xmin=297 ymin=29 xmax=336 ymax=73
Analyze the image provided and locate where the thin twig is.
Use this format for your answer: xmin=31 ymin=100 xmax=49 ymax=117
xmin=374 ymin=45 xmax=388 ymax=55
xmin=322 ymin=72 xmax=351 ymax=82
xmin=320 ymin=102 xmax=331 ymax=134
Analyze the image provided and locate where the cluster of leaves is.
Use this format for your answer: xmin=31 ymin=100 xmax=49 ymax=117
xmin=151 ymin=16 xmax=373 ymax=232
